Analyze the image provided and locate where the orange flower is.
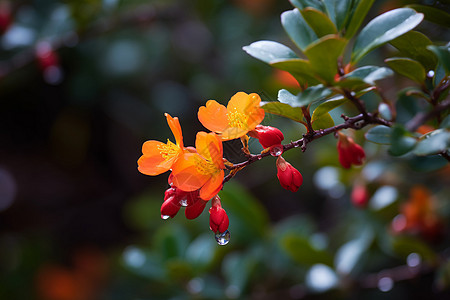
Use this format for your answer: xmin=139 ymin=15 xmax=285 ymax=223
xmin=172 ymin=132 xmax=225 ymax=200
xmin=137 ymin=113 xmax=184 ymax=176
xmin=198 ymin=92 xmax=265 ymax=141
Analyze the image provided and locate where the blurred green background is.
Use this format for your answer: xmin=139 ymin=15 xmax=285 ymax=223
xmin=0 ymin=0 xmax=449 ymax=299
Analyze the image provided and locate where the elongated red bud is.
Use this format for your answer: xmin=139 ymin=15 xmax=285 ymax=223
xmin=185 ymin=190 xmax=207 ymax=219
xmin=249 ymin=125 xmax=284 ymax=149
xmin=209 ymin=206 xmax=229 ymax=233
xmin=337 ymin=132 xmax=365 ymax=169
xmin=161 ymin=187 xmax=181 ymax=219
xmin=276 ymin=156 xmax=303 ymax=192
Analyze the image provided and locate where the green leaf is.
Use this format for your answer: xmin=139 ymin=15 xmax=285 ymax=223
xmin=428 ymin=45 xmax=450 ymax=74
xmin=365 ymin=125 xmax=392 ymax=145
xmin=312 ymin=112 xmax=334 ymax=130
xmin=271 ymin=59 xmax=320 ymax=85
xmin=312 ymin=97 xmax=348 ymax=119
xmin=352 ymin=8 xmax=424 ymax=63
xmin=441 ymin=115 xmax=450 ymax=129
xmin=406 ymin=4 xmax=450 ymax=27
xmin=338 ymin=66 xmax=393 ymax=88
xmin=413 ymin=129 xmax=450 ymax=156
xmin=378 ymin=103 xmax=393 ymax=121
xmin=390 ymin=31 xmax=437 ymax=71
xmin=300 ymin=8 xmax=338 ymax=38
xmin=389 ymin=125 xmax=417 ymax=156
xmin=385 ymin=57 xmax=426 ymax=83
xmin=281 ymin=9 xmax=318 ymax=51
xmin=261 ymin=101 xmax=304 ymax=122
xmin=391 ymin=236 xmax=438 ymax=264
xmin=243 ymin=40 xmax=298 ymax=64
xmin=344 ymin=0 xmax=375 ymax=39
xmin=289 ymin=0 xmax=325 ymax=12
xmin=281 ymin=85 xmax=333 ymax=108
xmin=304 ymin=36 xmax=347 ymax=83
xmin=323 ymin=0 xmax=352 ymax=30
xmin=282 ymin=235 xmax=334 ymax=267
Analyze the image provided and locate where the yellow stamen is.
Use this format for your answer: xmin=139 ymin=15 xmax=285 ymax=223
xmin=194 ymin=155 xmax=218 ymax=175
xmin=157 ymin=140 xmax=179 ymax=160
xmin=227 ymin=109 xmax=249 ymax=129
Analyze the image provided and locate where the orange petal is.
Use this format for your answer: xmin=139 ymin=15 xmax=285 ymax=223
xmin=172 ymin=153 xmax=210 ymax=191
xmin=165 ymin=113 xmax=183 ymax=148
xmin=220 ymin=127 xmax=250 ymax=141
xmin=199 ymin=170 xmax=224 ymax=200
xmin=138 ymin=140 xmax=176 ymax=175
xmin=195 ymin=132 xmax=223 ymax=166
xmin=227 ymin=92 xmax=260 ymax=116
xmin=198 ymin=100 xmax=229 ymax=133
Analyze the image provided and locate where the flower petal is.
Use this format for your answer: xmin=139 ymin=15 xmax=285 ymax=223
xmin=165 ymin=113 xmax=183 ymax=148
xmin=195 ymin=132 xmax=224 ymax=168
xmin=198 ymin=100 xmax=229 ymax=133
xmin=138 ymin=141 xmax=176 ymax=175
xmin=172 ymin=153 xmax=210 ymax=191
xmin=199 ymin=170 xmax=224 ymax=200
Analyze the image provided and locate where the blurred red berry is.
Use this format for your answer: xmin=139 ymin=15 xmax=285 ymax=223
xmin=337 ymin=131 xmax=365 ymax=169
xmin=276 ymin=156 xmax=303 ymax=192
xmin=351 ymin=183 xmax=369 ymax=208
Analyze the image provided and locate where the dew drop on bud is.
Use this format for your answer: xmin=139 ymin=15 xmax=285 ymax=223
xmin=161 ymin=215 xmax=170 ymax=220
xmin=269 ymin=145 xmax=283 ymax=157
xmin=215 ymin=230 xmax=230 ymax=246
xmin=179 ymin=199 xmax=188 ymax=207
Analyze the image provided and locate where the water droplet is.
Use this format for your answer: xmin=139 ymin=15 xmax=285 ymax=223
xmin=161 ymin=215 xmax=170 ymax=220
xmin=215 ymin=230 xmax=230 ymax=245
xmin=407 ymin=252 xmax=421 ymax=268
xmin=269 ymin=145 xmax=283 ymax=157
xmin=257 ymin=156 xmax=262 ymax=160
xmin=179 ymin=199 xmax=188 ymax=207
xmin=378 ymin=276 xmax=393 ymax=292
xmin=427 ymin=70 xmax=435 ymax=77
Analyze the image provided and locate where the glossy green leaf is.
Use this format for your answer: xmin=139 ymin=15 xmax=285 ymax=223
xmin=271 ymin=59 xmax=320 ymax=85
xmin=352 ymin=8 xmax=424 ymax=63
xmin=281 ymin=9 xmax=317 ymax=51
xmin=282 ymin=235 xmax=334 ymax=267
xmin=428 ymin=45 xmax=450 ymax=74
xmin=261 ymin=101 xmax=304 ymax=122
xmin=344 ymin=0 xmax=375 ymax=39
xmin=338 ymin=66 xmax=393 ymax=88
xmin=365 ymin=125 xmax=392 ymax=145
xmin=282 ymin=85 xmax=333 ymax=108
xmin=389 ymin=125 xmax=417 ymax=156
xmin=413 ymin=129 xmax=450 ymax=156
xmin=323 ymin=0 xmax=352 ymax=30
xmin=390 ymin=31 xmax=437 ymax=71
xmin=407 ymin=4 xmax=450 ymax=27
xmin=289 ymin=0 xmax=325 ymax=12
xmin=301 ymin=8 xmax=337 ymax=38
xmin=408 ymin=155 xmax=448 ymax=172
xmin=242 ymin=40 xmax=298 ymax=64
xmin=312 ymin=97 xmax=347 ymax=119
xmin=312 ymin=112 xmax=334 ymax=130
xmin=304 ymin=36 xmax=347 ymax=83
xmin=385 ymin=57 xmax=426 ymax=83
xmin=378 ymin=102 xmax=393 ymax=121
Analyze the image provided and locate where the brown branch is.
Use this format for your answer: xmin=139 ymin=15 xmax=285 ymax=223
xmin=222 ymin=112 xmax=391 ymax=184
xmin=405 ymin=99 xmax=450 ymax=132
xmin=343 ymin=89 xmax=370 ymax=121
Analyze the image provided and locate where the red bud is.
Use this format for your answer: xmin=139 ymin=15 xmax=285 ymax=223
xmin=276 ymin=156 xmax=303 ymax=192
xmin=351 ymin=184 xmax=369 ymax=208
xmin=249 ymin=125 xmax=284 ymax=149
xmin=161 ymin=187 xmax=181 ymax=219
xmin=185 ymin=190 xmax=207 ymax=219
xmin=337 ymin=132 xmax=365 ymax=169
xmin=209 ymin=205 xmax=229 ymax=233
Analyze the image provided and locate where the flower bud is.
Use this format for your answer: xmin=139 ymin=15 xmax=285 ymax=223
xmin=185 ymin=190 xmax=207 ymax=219
xmin=249 ymin=125 xmax=284 ymax=149
xmin=337 ymin=131 xmax=365 ymax=169
xmin=209 ymin=205 xmax=229 ymax=233
xmin=160 ymin=187 xmax=181 ymax=219
xmin=351 ymin=183 xmax=369 ymax=208
xmin=276 ymin=156 xmax=303 ymax=192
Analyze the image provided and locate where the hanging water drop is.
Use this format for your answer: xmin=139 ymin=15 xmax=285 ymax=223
xmin=179 ymin=199 xmax=188 ymax=207
xmin=269 ymin=145 xmax=283 ymax=157
xmin=215 ymin=230 xmax=230 ymax=245
xmin=161 ymin=215 xmax=170 ymax=220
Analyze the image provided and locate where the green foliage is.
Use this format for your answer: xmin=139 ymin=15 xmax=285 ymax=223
xmin=385 ymin=57 xmax=426 ymax=83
